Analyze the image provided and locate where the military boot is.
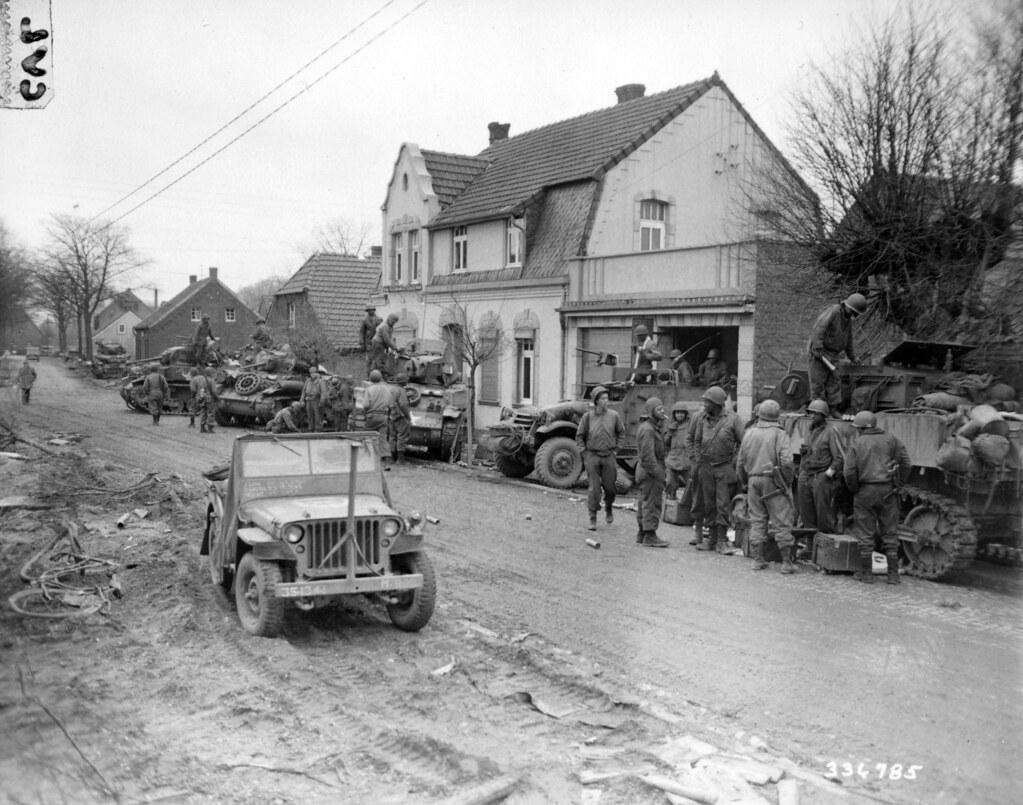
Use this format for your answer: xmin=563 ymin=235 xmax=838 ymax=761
xmin=636 ymin=528 xmax=645 ymax=544
xmin=188 ymin=416 xmax=195 ymax=427
xmin=696 ymin=525 xmax=716 ymax=551
xmin=588 ymin=513 xmax=597 ymax=531
xmin=780 ymin=543 xmax=797 ymax=574
xmin=855 ymin=554 xmax=874 ymax=583
xmin=689 ymin=519 xmax=703 ymax=546
xmin=715 ymin=526 xmax=731 ymax=554
xmin=886 ymin=552 xmax=900 ymax=585
xmin=751 ymin=540 xmax=769 ymax=570
xmin=642 ymin=531 xmax=669 ymax=548
xmin=605 ymin=502 xmax=614 ymax=525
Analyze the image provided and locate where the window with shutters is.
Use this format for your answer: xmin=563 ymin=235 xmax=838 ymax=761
xmin=479 ymin=330 xmax=500 ymax=404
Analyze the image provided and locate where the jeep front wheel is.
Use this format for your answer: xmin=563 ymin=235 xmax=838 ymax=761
xmin=534 ymin=436 xmax=583 ymax=489
xmin=234 ymin=552 xmax=285 ymax=637
xmin=387 ymin=551 xmax=436 ymax=632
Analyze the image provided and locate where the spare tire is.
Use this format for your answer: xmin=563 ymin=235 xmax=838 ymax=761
xmin=235 ymin=373 xmax=260 ymax=395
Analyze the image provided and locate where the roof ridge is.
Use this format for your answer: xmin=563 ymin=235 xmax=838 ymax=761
xmin=421 ymin=147 xmax=490 ymax=163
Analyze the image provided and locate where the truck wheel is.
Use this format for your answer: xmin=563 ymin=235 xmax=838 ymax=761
xmin=534 ymin=437 xmax=584 ymax=489
xmin=387 ymin=551 xmax=436 ymax=632
xmin=234 ymin=552 xmax=285 ymax=637
xmin=494 ymin=452 xmax=532 ymax=478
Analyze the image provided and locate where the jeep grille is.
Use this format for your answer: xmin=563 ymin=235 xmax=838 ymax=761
xmin=305 ymin=519 xmax=385 ymax=576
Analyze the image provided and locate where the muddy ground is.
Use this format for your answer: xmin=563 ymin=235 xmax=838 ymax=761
xmin=0 ymin=361 xmax=1020 ymax=804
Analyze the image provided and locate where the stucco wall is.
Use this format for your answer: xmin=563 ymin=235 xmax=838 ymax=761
xmin=383 ymin=145 xmax=440 ymax=291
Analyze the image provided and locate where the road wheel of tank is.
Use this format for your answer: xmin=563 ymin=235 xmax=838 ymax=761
xmin=494 ymin=451 xmax=532 ymax=478
xmin=234 ymin=552 xmax=285 ymax=637
xmin=534 ymin=436 xmax=584 ymax=489
xmin=899 ymin=486 xmax=977 ymax=580
xmin=387 ymin=551 xmax=436 ymax=632
xmin=234 ymin=373 xmax=260 ymax=395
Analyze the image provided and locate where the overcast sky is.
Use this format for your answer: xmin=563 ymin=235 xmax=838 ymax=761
xmin=1 ymin=0 xmax=958 ymax=307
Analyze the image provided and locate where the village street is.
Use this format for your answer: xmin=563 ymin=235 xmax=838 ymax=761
xmin=1 ymin=360 xmax=1021 ymax=804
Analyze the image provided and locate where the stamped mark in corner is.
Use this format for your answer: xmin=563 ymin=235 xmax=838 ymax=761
xmin=1 ymin=0 xmax=53 ymax=109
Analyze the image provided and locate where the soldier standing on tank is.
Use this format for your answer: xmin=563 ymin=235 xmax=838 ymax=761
xmin=388 ymin=374 xmax=412 ymax=464
xmin=363 ymin=370 xmax=392 ymax=460
xmin=191 ymin=314 xmax=215 ymax=366
xmin=300 ymin=368 xmax=326 ymax=432
xmin=664 ymin=402 xmax=691 ymax=500
xmin=687 ymin=385 xmax=744 ymax=552
xmin=251 ymin=317 xmax=273 ymax=350
xmin=188 ymin=367 xmax=217 ymax=433
xmin=737 ymin=400 xmax=797 ymax=574
xmin=141 ymin=363 xmax=169 ymax=425
xmin=797 ymin=399 xmax=843 ymax=533
xmin=843 ymin=410 xmax=912 ymax=584
xmin=576 ymin=385 xmax=625 ymax=531
xmin=630 ymin=324 xmax=661 ymax=383
xmin=635 ymin=397 xmax=669 ymax=547
xmin=327 ymin=375 xmax=355 ymax=432
xmin=695 ymin=349 xmax=729 ymax=387
xmin=808 ymin=292 xmax=867 ymax=411
xmin=360 ymin=305 xmax=382 ymax=374
xmin=370 ymin=313 xmax=400 ymax=378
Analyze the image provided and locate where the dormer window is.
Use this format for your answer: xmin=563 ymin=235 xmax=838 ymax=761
xmin=639 ymin=199 xmax=667 ymax=251
xmin=453 ymin=226 xmax=468 ymax=271
xmin=507 ymin=219 xmax=522 ymax=267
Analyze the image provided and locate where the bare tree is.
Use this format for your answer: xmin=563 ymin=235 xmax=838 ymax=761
xmin=0 ymin=221 xmax=33 ymax=341
xmin=42 ymin=215 xmax=147 ymax=361
xmin=305 ymin=217 xmax=374 ymax=257
xmin=235 ymin=275 xmax=288 ymax=317
xmin=34 ymin=264 xmax=75 ymax=353
xmin=752 ymin=5 xmax=1022 ymax=339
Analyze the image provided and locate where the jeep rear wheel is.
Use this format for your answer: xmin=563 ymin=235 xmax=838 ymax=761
xmin=534 ymin=436 xmax=583 ymax=489
xmin=494 ymin=451 xmax=533 ymax=479
xmin=387 ymin=551 xmax=436 ymax=632
xmin=234 ymin=552 xmax=285 ymax=637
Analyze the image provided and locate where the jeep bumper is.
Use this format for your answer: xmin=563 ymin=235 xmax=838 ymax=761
xmin=273 ymin=573 xmax=423 ymax=598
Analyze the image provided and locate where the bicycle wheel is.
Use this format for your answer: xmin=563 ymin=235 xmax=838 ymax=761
xmin=8 ymin=587 xmax=105 ymax=619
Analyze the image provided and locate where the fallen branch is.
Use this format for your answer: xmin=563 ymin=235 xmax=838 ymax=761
xmin=218 ymin=762 xmax=338 ymax=787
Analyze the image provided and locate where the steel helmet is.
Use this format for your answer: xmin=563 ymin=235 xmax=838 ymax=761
xmin=369 ymin=370 xmax=383 ymax=382
xmin=633 ymin=324 xmax=649 ymax=338
xmin=807 ymin=399 xmax=830 ymax=416
xmin=290 ymin=400 xmax=303 ymax=409
xmin=707 ymin=349 xmax=719 ymax=359
xmin=669 ymin=348 xmax=682 ymax=358
xmin=590 ymin=385 xmax=608 ymax=402
xmin=758 ymin=399 xmax=781 ymax=421
xmin=853 ymin=410 xmax=877 ymax=429
xmin=701 ymin=386 xmax=727 ymax=407
xmin=671 ymin=401 xmax=689 ymax=418
xmin=843 ymin=292 xmax=868 ymax=317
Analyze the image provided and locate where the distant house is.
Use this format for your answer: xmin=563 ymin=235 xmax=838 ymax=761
xmin=266 ymin=252 xmax=382 ymax=361
xmin=0 ymin=306 xmax=44 ymax=352
xmin=133 ymin=267 xmax=259 ymax=359
xmin=92 ymin=290 xmax=153 ymax=353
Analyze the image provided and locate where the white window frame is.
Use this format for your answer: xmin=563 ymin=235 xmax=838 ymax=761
xmin=287 ymin=302 xmax=296 ymax=328
xmin=517 ymin=338 xmax=535 ymax=405
xmin=224 ymin=308 xmax=236 ymax=323
xmin=190 ymin=307 xmax=202 ymax=322
xmin=410 ymin=229 xmax=421 ymax=283
xmin=639 ymin=199 xmax=667 ymax=251
xmin=117 ymin=323 xmax=126 ymax=334
xmin=391 ymin=232 xmax=404 ymax=283
xmin=506 ymin=220 xmax=522 ymax=267
xmin=453 ymin=226 xmax=468 ymax=271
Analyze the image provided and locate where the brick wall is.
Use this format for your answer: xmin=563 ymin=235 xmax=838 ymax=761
xmin=142 ymin=283 xmax=260 ymax=358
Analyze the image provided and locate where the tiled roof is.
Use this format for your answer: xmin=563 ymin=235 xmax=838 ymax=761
xmin=430 ymin=78 xmax=713 ymax=228
xmin=421 ymin=150 xmax=489 ymax=208
xmin=274 ymin=253 xmax=381 ymax=349
xmin=136 ymin=278 xmax=214 ymax=330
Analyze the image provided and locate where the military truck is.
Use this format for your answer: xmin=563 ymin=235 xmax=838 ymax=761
xmin=488 ymin=376 xmax=708 ymax=489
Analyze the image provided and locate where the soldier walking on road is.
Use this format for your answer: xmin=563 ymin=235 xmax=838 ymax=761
xmin=576 ymin=385 xmax=625 ymax=531
xmin=808 ymin=292 xmax=867 ymax=411
xmin=17 ymin=360 xmax=36 ymax=404
xmin=388 ymin=374 xmax=412 ymax=464
xmin=266 ymin=401 xmax=303 ymax=434
xmin=188 ymin=368 xmax=217 ymax=433
xmin=797 ymin=399 xmax=843 ymax=533
xmin=737 ymin=400 xmax=797 ymax=574
xmin=687 ymin=386 xmax=744 ymax=552
xmin=360 ymin=306 xmax=382 ymax=375
xmin=635 ymin=397 xmax=669 ymax=547
xmin=843 ymin=410 xmax=912 ymax=584
xmin=300 ymin=368 xmax=326 ymax=432
xmin=363 ymin=370 xmax=392 ymax=461
xmin=141 ymin=363 xmax=169 ymax=425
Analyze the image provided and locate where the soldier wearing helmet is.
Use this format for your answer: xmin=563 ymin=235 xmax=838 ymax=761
xmin=266 ymin=401 xmax=303 ymax=433
xmin=808 ymin=292 xmax=867 ymax=410
xmin=844 ymin=409 xmax=912 ymax=584
xmin=797 ymin=399 xmax=845 ymax=534
xmin=362 ymin=369 xmax=393 ymax=460
xmin=370 ymin=313 xmax=401 ymax=379
xmin=634 ymin=397 xmax=669 ymax=547
xmin=576 ymin=385 xmax=625 ymax=530
xmin=388 ymin=374 xmax=412 ymax=464
xmin=696 ymin=348 xmax=729 ymax=388
xmin=668 ymin=348 xmax=695 ymax=384
xmin=251 ymin=317 xmax=274 ymax=350
xmin=630 ymin=324 xmax=662 ymax=382
xmin=664 ymin=402 xmax=692 ymax=502
xmin=736 ymin=399 xmax=797 ymax=573
xmin=686 ymin=385 xmax=745 ymax=552
xmin=360 ymin=305 xmax=382 ymax=374
xmin=191 ymin=313 xmax=216 ymax=366
xmin=141 ymin=363 xmax=169 ymax=425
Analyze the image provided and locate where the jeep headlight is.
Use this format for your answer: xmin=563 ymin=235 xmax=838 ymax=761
xmin=382 ymin=519 xmax=401 ymax=538
xmin=405 ymin=510 xmax=423 ymax=528
xmin=284 ymin=524 xmax=304 ymax=543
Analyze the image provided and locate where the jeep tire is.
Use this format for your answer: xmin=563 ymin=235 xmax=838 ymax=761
xmin=534 ymin=436 xmax=584 ymax=489
xmin=234 ymin=552 xmax=286 ymax=637
xmin=387 ymin=551 xmax=436 ymax=632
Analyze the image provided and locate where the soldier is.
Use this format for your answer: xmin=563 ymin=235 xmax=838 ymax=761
xmin=326 ymin=375 xmax=355 ymax=432
xmin=370 ymin=313 xmax=400 ymax=378
xmin=668 ymin=349 xmax=695 ymax=384
xmin=737 ymin=399 xmax=797 ymax=574
xmin=797 ymin=399 xmax=843 ymax=533
xmin=188 ymin=367 xmax=217 ymax=433
xmin=388 ymin=374 xmax=412 ymax=464
xmin=360 ymin=305 xmax=382 ymax=374
xmin=266 ymin=401 xmax=303 ymax=434
xmin=575 ymin=385 xmax=625 ymax=531
xmin=630 ymin=324 xmax=661 ymax=382
xmin=191 ymin=314 xmax=215 ymax=366
xmin=141 ymin=363 xmax=169 ymax=425
xmin=251 ymin=317 xmax=273 ymax=350
xmin=695 ymin=349 xmax=729 ymax=387
xmin=635 ymin=397 xmax=668 ymax=547
xmin=17 ymin=359 xmax=36 ymax=404
xmin=843 ymin=410 xmax=912 ymax=584
xmin=300 ymin=368 xmax=326 ymax=432
xmin=687 ymin=385 xmax=744 ymax=552
xmin=664 ymin=402 xmax=691 ymax=501
xmin=362 ymin=369 xmax=392 ymax=460
xmin=808 ymin=292 xmax=867 ymax=411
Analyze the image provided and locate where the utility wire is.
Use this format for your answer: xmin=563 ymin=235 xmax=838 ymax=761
xmin=89 ymin=0 xmax=406 ymax=224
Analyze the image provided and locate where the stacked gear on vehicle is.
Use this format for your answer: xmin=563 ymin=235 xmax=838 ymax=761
xmin=211 ymin=344 xmax=309 ymax=427
xmin=120 ymin=345 xmax=209 ymax=414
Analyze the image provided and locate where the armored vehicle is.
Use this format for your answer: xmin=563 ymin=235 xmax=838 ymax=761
xmin=212 ymin=347 xmax=307 ymax=427
xmin=120 ymin=346 xmax=203 ymax=414
xmin=488 ymin=375 xmax=707 ymax=489
xmin=91 ymin=341 xmax=128 ymax=378
xmin=200 ymin=432 xmax=435 ymax=637
xmin=783 ymin=339 xmax=1022 ymax=580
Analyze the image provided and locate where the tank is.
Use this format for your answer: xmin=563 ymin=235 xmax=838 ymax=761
xmin=211 ymin=346 xmax=307 ymax=427
xmin=781 ymin=339 xmax=1022 ymax=580
xmin=119 ymin=346 xmax=199 ymax=414
xmin=91 ymin=341 xmax=129 ymax=379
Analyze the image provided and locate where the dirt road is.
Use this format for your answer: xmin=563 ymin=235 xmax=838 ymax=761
xmin=1 ymin=360 xmax=1020 ymax=804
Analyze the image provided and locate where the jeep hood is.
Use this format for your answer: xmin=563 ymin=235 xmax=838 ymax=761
xmin=240 ymin=495 xmax=397 ymax=529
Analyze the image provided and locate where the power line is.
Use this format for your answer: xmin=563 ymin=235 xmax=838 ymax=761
xmin=89 ymin=0 xmax=408 ymax=224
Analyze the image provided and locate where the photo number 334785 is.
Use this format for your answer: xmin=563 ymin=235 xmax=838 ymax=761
xmin=826 ymin=762 xmax=923 ymax=781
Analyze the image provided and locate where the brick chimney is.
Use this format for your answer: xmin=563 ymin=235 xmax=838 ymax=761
xmin=488 ymin=122 xmax=510 ymax=144
xmin=615 ymin=83 xmax=646 ymax=104
xmin=189 ymin=275 xmax=197 ymax=285
xmin=370 ymin=245 xmax=382 ymax=258
xmin=208 ymin=267 xmax=218 ymax=280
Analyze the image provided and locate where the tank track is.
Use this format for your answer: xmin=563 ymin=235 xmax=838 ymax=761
xmin=898 ymin=485 xmax=978 ymax=580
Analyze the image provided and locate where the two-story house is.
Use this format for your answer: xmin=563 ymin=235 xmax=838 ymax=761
xmin=379 ymin=74 xmax=828 ymax=426
xmin=92 ymin=290 xmax=153 ymax=353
